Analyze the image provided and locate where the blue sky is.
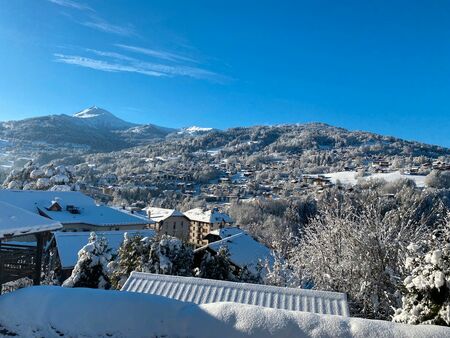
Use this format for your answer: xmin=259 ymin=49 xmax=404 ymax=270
xmin=0 ymin=1 xmax=449 ymax=147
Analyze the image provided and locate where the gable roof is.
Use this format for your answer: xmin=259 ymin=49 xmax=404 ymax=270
xmin=0 ymin=201 xmax=62 ymax=239
xmin=54 ymin=229 xmax=156 ymax=269
xmin=144 ymin=207 xmax=185 ymax=223
xmin=184 ymin=208 xmax=233 ymax=224
xmin=122 ymin=272 xmax=349 ymax=316
xmin=0 ymin=190 xmax=148 ymax=227
xmin=196 ymin=227 xmax=274 ymax=275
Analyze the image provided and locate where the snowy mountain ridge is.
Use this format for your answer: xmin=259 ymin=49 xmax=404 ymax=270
xmin=178 ymin=126 xmax=215 ymax=135
xmin=73 ymin=106 xmax=138 ymax=130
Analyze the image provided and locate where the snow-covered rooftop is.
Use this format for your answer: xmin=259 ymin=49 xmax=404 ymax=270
xmin=144 ymin=207 xmax=185 ymax=223
xmin=184 ymin=207 xmax=233 ymax=224
xmin=197 ymin=227 xmax=274 ymax=274
xmin=1 ymin=286 xmax=448 ymax=338
xmin=0 ymin=201 xmax=62 ymax=239
xmin=122 ymin=272 xmax=350 ymax=316
xmin=0 ymin=190 xmax=149 ymax=227
xmin=54 ymin=230 xmax=156 ymax=269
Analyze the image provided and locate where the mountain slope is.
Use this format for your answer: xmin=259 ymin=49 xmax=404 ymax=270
xmin=74 ymin=106 xmax=137 ymax=130
xmin=0 ymin=107 xmax=174 ymax=157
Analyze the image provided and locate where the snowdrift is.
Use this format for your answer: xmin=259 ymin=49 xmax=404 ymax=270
xmin=0 ymin=286 xmax=448 ymax=338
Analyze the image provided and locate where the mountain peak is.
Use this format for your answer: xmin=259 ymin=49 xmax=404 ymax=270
xmin=73 ymin=107 xmax=136 ymax=130
xmin=74 ymin=106 xmax=113 ymax=119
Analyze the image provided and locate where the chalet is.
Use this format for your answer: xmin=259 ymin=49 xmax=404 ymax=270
xmin=197 ymin=227 xmax=274 ymax=275
xmin=121 ymin=272 xmax=350 ymax=316
xmin=145 ymin=207 xmax=190 ymax=241
xmin=0 ymin=190 xmax=150 ymax=232
xmin=432 ymin=160 xmax=450 ymax=171
xmin=185 ymin=207 xmax=234 ymax=247
xmin=372 ymin=159 xmax=391 ymax=173
xmin=303 ymin=175 xmax=332 ymax=187
xmin=46 ymin=229 xmax=155 ymax=282
xmin=0 ymin=201 xmax=62 ymax=292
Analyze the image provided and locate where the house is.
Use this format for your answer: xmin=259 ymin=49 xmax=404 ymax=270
xmin=46 ymin=229 xmax=155 ymax=282
xmin=121 ymin=272 xmax=350 ymax=316
xmin=0 ymin=201 xmax=62 ymax=292
xmin=184 ymin=207 xmax=234 ymax=247
xmin=0 ymin=190 xmax=150 ymax=232
xmin=145 ymin=207 xmax=190 ymax=241
xmin=196 ymin=227 xmax=274 ymax=276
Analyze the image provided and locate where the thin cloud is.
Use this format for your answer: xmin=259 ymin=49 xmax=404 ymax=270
xmin=53 ymin=53 xmax=166 ymax=77
xmin=84 ymin=49 xmax=136 ymax=62
xmin=53 ymin=51 xmax=229 ymax=82
xmin=116 ymin=44 xmax=198 ymax=63
xmin=81 ymin=17 xmax=135 ymax=36
xmin=48 ymin=0 xmax=93 ymax=11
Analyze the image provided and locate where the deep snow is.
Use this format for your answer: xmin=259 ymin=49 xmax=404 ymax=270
xmin=0 ymin=286 xmax=448 ymax=338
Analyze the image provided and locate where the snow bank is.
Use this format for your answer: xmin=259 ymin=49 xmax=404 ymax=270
xmin=0 ymin=286 xmax=448 ymax=338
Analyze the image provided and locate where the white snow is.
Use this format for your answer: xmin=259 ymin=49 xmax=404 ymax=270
xmin=197 ymin=227 xmax=274 ymax=274
xmin=0 ymin=286 xmax=448 ymax=338
xmin=0 ymin=201 xmax=62 ymax=239
xmin=144 ymin=207 xmax=185 ymax=223
xmin=185 ymin=207 xmax=233 ymax=224
xmin=0 ymin=190 xmax=149 ymax=227
xmin=321 ymin=171 xmax=428 ymax=188
xmin=73 ymin=106 xmax=135 ymax=129
xmin=178 ymin=126 xmax=214 ymax=135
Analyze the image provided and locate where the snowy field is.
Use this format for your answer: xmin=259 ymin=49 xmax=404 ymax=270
xmin=323 ymin=171 xmax=427 ymax=188
xmin=0 ymin=286 xmax=448 ymax=338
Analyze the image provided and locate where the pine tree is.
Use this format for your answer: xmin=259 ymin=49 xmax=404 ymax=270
xmin=109 ymin=233 xmax=152 ymax=290
xmin=145 ymin=235 xmax=194 ymax=276
xmin=197 ymin=246 xmax=235 ymax=281
xmin=63 ymin=232 xmax=112 ymax=289
xmin=393 ymin=219 xmax=450 ymax=326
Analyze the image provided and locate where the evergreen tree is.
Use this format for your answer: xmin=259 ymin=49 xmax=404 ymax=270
xmin=197 ymin=247 xmax=235 ymax=281
xmin=63 ymin=233 xmax=112 ymax=289
xmin=109 ymin=233 xmax=152 ymax=290
xmin=393 ymin=219 xmax=450 ymax=326
xmin=145 ymin=235 xmax=194 ymax=276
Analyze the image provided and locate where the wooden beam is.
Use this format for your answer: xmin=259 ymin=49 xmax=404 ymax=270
xmin=33 ymin=233 xmax=44 ymax=286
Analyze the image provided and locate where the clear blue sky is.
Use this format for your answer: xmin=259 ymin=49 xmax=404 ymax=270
xmin=0 ymin=1 xmax=449 ymax=147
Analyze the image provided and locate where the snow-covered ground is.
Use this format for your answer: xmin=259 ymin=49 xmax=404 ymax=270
xmin=0 ymin=286 xmax=448 ymax=338
xmin=323 ymin=171 xmax=427 ymax=188
xmin=178 ymin=126 xmax=214 ymax=135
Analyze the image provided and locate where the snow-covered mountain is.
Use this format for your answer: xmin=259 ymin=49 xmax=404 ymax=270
xmin=73 ymin=106 xmax=137 ymax=130
xmin=0 ymin=107 xmax=176 ymax=159
xmin=178 ymin=126 xmax=215 ymax=135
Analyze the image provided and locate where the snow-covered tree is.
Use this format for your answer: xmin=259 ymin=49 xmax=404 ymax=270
xmin=196 ymin=247 xmax=235 ymax=281
xmin=393 ymin=219 xmax=450 ymax=326
xmin=109 ymin=233 xmax=152 ymax=290
xmin=109 ymin=234 xmax=194 ymax=289
xmin=63 ymin=233 xmax=112 ymax=289
xmin=294 ymin=188 xmax=446 ymax=319
xmin=145 ymin=235 xmax=193 ymax=276
xmin=263 ymin=240 xmax=296 ymax=287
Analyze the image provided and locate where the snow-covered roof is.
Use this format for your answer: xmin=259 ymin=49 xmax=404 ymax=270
xmin=54 ymin=230 xmax=155 ymax=269
xmin=197 ymin=227 xmax=274 ymax=274
xmin=0 ymin=202 xmax=62 ymax=239
xmin=2 ymin=286 xmax=448 ymax=338
xmin=184 ymin=208 xmax=233 ymax=224
xmin=145 ymin=207 xmax=185 ymax=223
xmin=122 ymin=272 xmax=350 ymax=316
xmin=0 ymin=190 xmax=149 ymax=227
